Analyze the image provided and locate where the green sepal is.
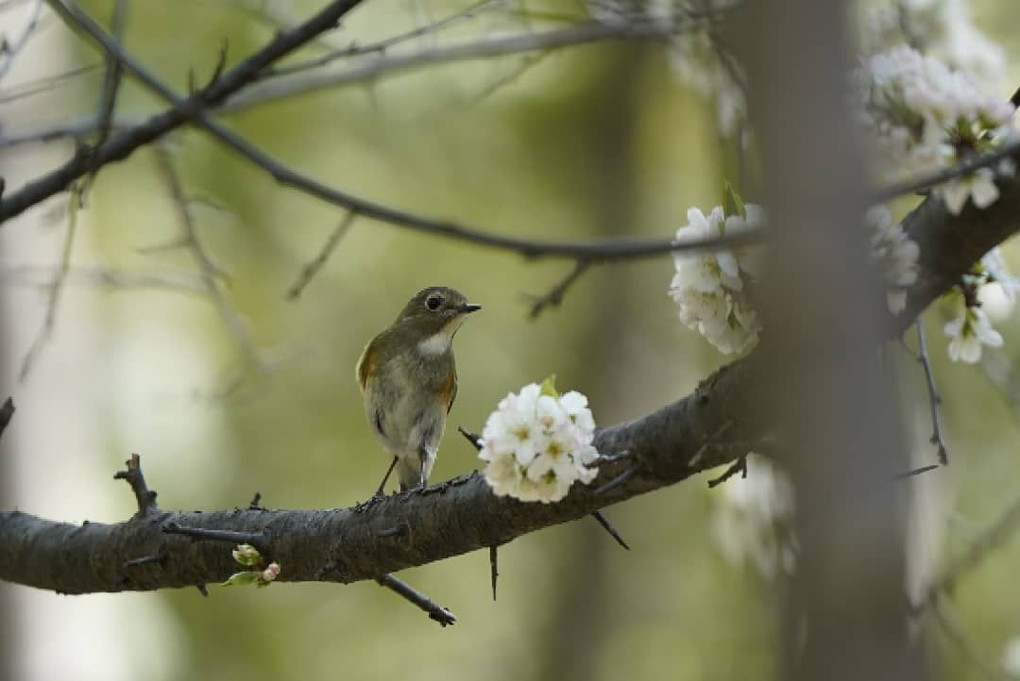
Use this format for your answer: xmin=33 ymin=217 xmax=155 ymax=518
xmin=540 ymin=375 xmax=559 ymax=399
xmin=723 ymin=181 xmax=747 ymax=221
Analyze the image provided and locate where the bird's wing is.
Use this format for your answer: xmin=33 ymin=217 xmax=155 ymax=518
xmin=355 ymin=340 xmax=375 ymax=392
xmin=446 ymin=370 xmax=458 ymax=414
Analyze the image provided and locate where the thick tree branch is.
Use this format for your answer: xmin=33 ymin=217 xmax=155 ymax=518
xmin=2 ymin=148 xmax=1020 ymax=597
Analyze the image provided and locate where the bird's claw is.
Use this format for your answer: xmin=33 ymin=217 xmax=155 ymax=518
xmin=353 ymin=491 xmax=386 ymax=513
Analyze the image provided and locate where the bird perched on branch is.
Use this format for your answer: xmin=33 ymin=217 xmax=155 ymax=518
xmin=356 ymin=286 xmax=481 ymax=497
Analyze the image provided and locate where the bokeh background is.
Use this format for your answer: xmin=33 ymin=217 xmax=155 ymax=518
xmin=1 ymin=1 xmax=1020 ymax=680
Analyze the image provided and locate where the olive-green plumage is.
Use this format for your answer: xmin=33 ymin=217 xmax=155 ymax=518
xmin=356 ymin=286 xmax=480 ymax=493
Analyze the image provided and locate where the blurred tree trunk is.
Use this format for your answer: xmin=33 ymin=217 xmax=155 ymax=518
xmin=538 ymin=42 xmax=647 ymax=681
xmin=0 ymin=298 xmax=15 ymax=681
xmin=736 ymin=1 xmax=928 ymax=680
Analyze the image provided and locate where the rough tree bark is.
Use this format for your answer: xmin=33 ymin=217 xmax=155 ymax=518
xmin=0 ymin=171 xmax=1017 ymax=595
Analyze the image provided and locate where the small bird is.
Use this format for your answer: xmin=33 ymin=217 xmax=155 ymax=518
xmin=356 ymin=286 xmax=481 ymax=496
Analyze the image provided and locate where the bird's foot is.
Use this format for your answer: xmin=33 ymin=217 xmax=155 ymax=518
xmin=353 ymin=490 xmax=387 ymax=513
xmin=398 ymin=484 xmax=426 ymax=499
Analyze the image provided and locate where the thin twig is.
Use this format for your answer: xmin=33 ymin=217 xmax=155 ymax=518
xmin=267 ymin=0 xmax=505 ymax=77
xmin=915 ymin=493 xmax=1020 ymax=613
xmin=0 ymin=0 xmax=44 ymax=82
xmin=18 ymin=187 xmax=78 ymax=381
xmin=248 ymin=491 xmax=263 ymax=510
xmin=376 ymin=573 xmax=457 ymax=627
xmin=153 ymin=142 xmax=265 ymax=375
xmin=931 ymin=597 xmax=1011 ymax=681
xmin=0 ymin=263 xmax=206 ymax=293
xmin=229 ymin=18 xmax=703 ymax=110
xmin=286 ymin=210 xmax=356 ymax=299
xmin=876 ymin=137 xmax=1020 ymax=203
xmin=6 ymin=6 xmax=763 ymax=262
xmin=589 ymin=510 xmax=630 ymax=550
xmin=77 ymin=0 xmax=127 ymax=200
xmin=113 ymin=453 xmax=159 ymax=517
xmin=915 ymin=321 xmax=949 ymax=465
xmin=93 ymin=0 xmax=126 ymax=143
xmin=2 ymin=3 xmax=761 ymax=260
xmin=489 ymin=545 xmax=498 ymax=601
xmin=1 ymin=0 xmax=365 ymax=222
xmin=0 ymin=397 xmax=14 ymax=439
xmin=0 ymin=62 xmax=101 ymax=104
xmin=528 ymin=259 xmax=591 ymax=318
xmin=162 ymin=521 xmax=270 ymax=552
xmin=893 ymin=463 xmax=940 ymax=480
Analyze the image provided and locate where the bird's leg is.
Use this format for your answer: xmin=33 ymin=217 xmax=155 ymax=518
xmin=418 ymin=449 xmax=427 ymax=490
xmin=355 ymin=457 xmax=398 ymax=513
xmin=375 ymin=456 xmax=399 ymax=498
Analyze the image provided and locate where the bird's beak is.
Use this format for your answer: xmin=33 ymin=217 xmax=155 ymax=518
xmin=458 ymin=303 xmax=482 ymax=314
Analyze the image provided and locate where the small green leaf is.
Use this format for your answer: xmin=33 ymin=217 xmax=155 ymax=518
xmin=222 ymin=571 xmax=260 ymax=587
xmin=540 ymin=375 xmax=559 ymax=399
xmin=723 ymin=182 xmax=747 ymax=221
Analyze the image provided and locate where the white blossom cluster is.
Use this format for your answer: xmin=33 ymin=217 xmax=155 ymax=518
xmin=669 ymin=204 xmax=764 ymax=354
xmin=862 ymin=0 xmax=1007 ymax=91
xmin=854 ymin=46 xmax=1016 ymax=215
xmin=866 ymin=205 xmax=920 ymax=314
xmin=479 ymin=382 xmax=599 ymax=503
xmin=710 ymin=455 xmax=797 ymax=581
xmin=943 ymin=263 xmax=1007 ymax=364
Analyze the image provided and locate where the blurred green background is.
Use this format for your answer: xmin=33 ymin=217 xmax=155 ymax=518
xmin=1 ymin=1 xmax=1020 ymax=680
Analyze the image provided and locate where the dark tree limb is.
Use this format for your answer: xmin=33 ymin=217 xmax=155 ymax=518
xmin=1 ymin=173 xmax=1020 ymax=595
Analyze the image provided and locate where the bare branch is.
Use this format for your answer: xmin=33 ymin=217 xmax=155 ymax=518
xmin=0 ymin=0 xmax=44 ymax=82
xmin=914 ymin=321 xmax=949 ymax=465
xmin=0 ymin=263 xmax=206 ymax=293
xmin=113 ymin=453 xmax=158 ymax=518
xmin=92 ymin=0 xmax=126 ymax=146
xmin=0 ymin=62 xmax=100 ymax=105
xmin=915 ymin=493 xmax=1020 ymax=613
xmin=286 ymin=210 xmax=356 ymax=300
xmin=267 ymin=0 xmax=506 ymax=77
xmin=589 ymin=510 xmax=629 ymax=550
xmin=0 ymin=0 xmax=366 ymax=222
xmin=18 ymin=187 xmax=78 ymax=381
xmin=527 ymin=259 xmax=591 ymax=318
xmin=932 ymin=597 xmax=1011 ymax=681
xmin=2 ymin=3 xmax=760 ymax=261
xmin=375 ymin=573 xmax=457 ymax=627
xmin=876 ymin=137 xmax=1020 ymax=203
xmin=153 ymin=142 xmax=265 ymax=375
xmin=228 ymin=19 xmax=700 ymax=111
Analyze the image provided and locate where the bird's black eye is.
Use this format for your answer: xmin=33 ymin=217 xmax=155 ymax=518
xmin=425 ymin=293 xmax=443 ymax=311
